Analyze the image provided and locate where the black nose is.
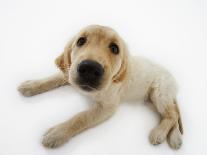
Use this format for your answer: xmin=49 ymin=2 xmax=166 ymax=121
xmin=77 ymin=60 xmax=104 ymax=82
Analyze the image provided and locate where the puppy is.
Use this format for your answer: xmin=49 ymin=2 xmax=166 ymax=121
xmin=18 ymin=25 xmax=183 ymax=150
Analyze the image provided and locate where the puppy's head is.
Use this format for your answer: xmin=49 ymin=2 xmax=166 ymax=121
xmin=56 ymin=25 xmax=128 ymax=92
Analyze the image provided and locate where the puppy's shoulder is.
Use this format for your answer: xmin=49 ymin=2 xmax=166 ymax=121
xmin=129 ymin=55 xmax=171 ymax=75
xmin=128 ymin=56 xmax=156 ymax=73
xmin=127 ymin=55 xmax=176 ymax=87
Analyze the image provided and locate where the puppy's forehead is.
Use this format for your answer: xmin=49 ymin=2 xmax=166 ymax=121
xmin=79 ymin=25 xmax=119 ymax=42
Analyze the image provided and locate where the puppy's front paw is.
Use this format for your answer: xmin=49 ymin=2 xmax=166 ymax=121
xmin=149 ymin=127 xmax=166 ymax=145
xmin=42 ymin=125 xmax=70 ymax=148
xmin=167 ymin=127 xmax=182 ymax=150
xmin=18 ymin=80 xmax=40 ymax=97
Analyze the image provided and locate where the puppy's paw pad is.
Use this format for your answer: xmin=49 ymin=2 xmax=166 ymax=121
xmin=18 ymin=80 xmax=39 ymax=97
xmin=168 ymin=128 xmax=182 ymax=150
xmin=42 ymin=127 xmax=69 ymax=148
xmin=149 ymin=128 xmax=166 ymax=145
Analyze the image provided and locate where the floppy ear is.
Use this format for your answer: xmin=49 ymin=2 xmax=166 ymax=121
xmin=55 ymin=38 xmax=74 ymax=74
xmin=55 ymin=53 xmax=66 ymax=72
xmin=112 ymin=56 xmax=128 ymax=83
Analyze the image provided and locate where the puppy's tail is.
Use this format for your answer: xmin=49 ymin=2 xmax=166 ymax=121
xmin=174 ymin=100 xmax=184 ymax=134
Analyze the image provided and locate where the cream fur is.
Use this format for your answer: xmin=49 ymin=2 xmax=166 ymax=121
xmin=18 ymin=25 xmax=183 ymax=150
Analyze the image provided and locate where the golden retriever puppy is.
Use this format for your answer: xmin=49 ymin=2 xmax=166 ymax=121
xmin=18 ymin=25 xmax=183 ymax=150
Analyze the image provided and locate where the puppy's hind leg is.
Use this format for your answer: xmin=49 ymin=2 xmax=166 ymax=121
xmin=148 ymin=85 xmax=183 ymax=149
xmin=167 ymin=123 xmax=182 ymax=149
xmin=167 ymin=100 xmax=183 ymax=149
xmin=149 ymin=103 xmax=179 ymax=145
xmin=18 ymin=72 xmax=68 ymax=97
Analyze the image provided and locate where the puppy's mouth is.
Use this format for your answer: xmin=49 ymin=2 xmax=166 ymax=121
xmin=78 ymin=84 xmax=99 ymax=92
xmin=76 ymin=78 xmax=101 ymax=92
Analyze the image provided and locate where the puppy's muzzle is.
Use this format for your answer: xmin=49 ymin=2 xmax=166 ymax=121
xmin=77 ymin=60 xmax=104 ymax=91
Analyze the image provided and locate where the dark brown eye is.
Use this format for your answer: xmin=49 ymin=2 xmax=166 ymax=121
xmin=109 ymin=42 xmax=119 ymax=54
xmin=77 ymin=37 xmax=87 ymax=47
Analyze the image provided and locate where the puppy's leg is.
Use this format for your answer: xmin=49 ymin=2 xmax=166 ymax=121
xmin=167 ymin=123 xmax=182 ymax=149
xmin=149 ymin=86 xmax=183 ymax=149
xmin=42 ymin=103 xmax=118 ymax=148
xmin=149 ymin=104 xmax=178 ymax=145
xmin=18 ymin=72 xmax=68 ymax=97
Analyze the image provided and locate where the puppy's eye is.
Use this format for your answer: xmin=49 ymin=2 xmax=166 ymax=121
xmin=77 ymin=37 xmax=87 ymax=47
xmin=109 ymin=42 xmax=119 ymax=54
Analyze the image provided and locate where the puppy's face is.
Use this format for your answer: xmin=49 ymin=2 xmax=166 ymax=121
xmin=56 ymin=25 xmax=128 ymax=92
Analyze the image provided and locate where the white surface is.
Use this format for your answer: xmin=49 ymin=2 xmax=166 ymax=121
xmin=1 ymin=0 xmax=207 ymax=154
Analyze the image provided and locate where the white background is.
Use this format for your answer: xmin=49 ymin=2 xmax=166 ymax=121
xmin=1 ymin=0 xmax=207 ymax=154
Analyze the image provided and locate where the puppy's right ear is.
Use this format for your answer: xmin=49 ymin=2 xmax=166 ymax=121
xmin=55 ymin=38 xmax=74 ymax=74
xmin=55 ymin=53 xmax=67 ymax=73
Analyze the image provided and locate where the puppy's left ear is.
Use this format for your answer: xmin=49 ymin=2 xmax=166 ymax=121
xmin=112 ymin=55 xmax=128 ymax=83
xmin=55 ymin=38 xmax=74 ymax=74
